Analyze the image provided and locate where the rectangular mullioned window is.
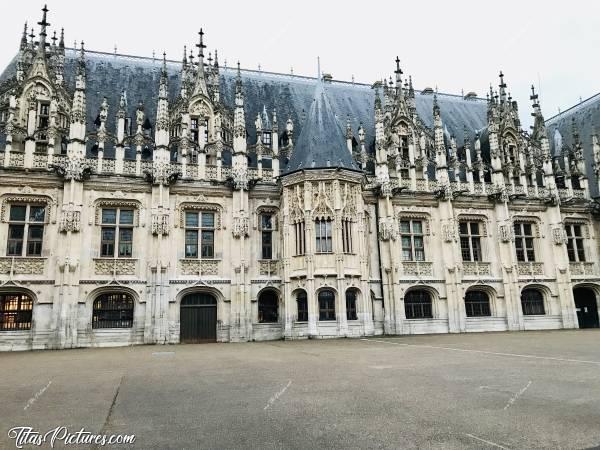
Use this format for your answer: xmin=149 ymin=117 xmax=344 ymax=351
xmin=100 ymin=208 xmax=134 ymax=258
xmin=565 ymin=224 xmax=585 ymax=262
xmin=459 ymin=221 xmax=482 ymax=262
xmin=400 ymin=220 xmax=424 ymax=261
xmin=315 ymin=219 xmax=333 ymax=254
xmin=514 ymin=222 xmax=535 ymax=262
xmin=185 ymin=211 xmax=215 ymax=259
xmin=7 ymin=204 xmax=45 ymax=257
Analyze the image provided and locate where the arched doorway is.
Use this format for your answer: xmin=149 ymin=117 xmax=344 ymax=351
xmin=180 ymin=293 xmax=217 ymax=343
xmin=573 ymin=287 xmax=599 ymax=329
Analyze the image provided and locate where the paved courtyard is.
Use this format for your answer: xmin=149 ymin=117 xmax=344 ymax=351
xmin=1 ymin=330 xmax=600 ymax=449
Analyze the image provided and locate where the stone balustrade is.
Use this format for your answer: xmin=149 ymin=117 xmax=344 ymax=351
xmin=0 ymin=150 xmax=273 ymax=184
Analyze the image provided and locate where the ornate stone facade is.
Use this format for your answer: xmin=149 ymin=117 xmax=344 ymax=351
xmin=0 ymin=7 xmax=599 ymax=351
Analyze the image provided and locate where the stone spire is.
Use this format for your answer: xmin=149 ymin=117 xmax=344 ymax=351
xmin=498 ymin=71 xmax=507 ymax=104
xmin=70 ymin=42 xmax=87 ymax=130
xmin=20 ymin=22 xmax=28 ymax=50
xmin=192 ymin=28 xmax=209 ymax=97
xmin=233 ymin=62 xmax=246 ymax=154
xmin=394 ymin=56 xmax=403 ymax=98
xmin=155 ymin=53 xmax=170 ymax=152
xmin=36 ymin=4 xmax=50 ymax=57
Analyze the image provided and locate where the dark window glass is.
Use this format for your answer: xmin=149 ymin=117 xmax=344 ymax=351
xmin=346 ymin=290 xmax=358 ymax=320
xmin=29 ymin=206 xmax=45 ymax=222
xmin=258 ymin=291 xmax=278 ymax=323
xmin=295 ymin=222 xmax=306 ymax=256
xmin=404 ymin=290 xmax=433 ymax=319
xmin=101 ymin=228 xmax=115 ymax=257
xmin=201 ymin=230 xmax=214 ymax=258
xmin=26 ymin=225 xmax=43 ymax=256
xmin=465 ymin=291 xmax=491 ymax=317
xmin=92 ymin=293 xmax=134 ymax=329
xmin=118 ymin=228 xmax=133 ymax=257
xmin=185 ymin=230 xmax=198 ymax=258
xmin=521 ymin=289 xmax=545 ymax=315
xmin=9 ymin=205 xmax=26 ymax=221
xmin=101 ymin=209 xmax=117 ymax=224
xmin=318 ymin=290 xmax=336 ymax=321
xmin=119 ymin=209 xmax=134 ymax=225
xmin=7 ymin=225 xmax=24 ymax=256
xmin=297 ymin=291 xmax=308 ymax=322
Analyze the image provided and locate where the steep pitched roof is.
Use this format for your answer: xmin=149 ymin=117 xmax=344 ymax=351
xmin=285 ymin=80 xmax=358 ymax=173
xmin=0 ymin=49 xmax=488 ymax=160
xmin=545 ymin=92 xmax=600 ymax=195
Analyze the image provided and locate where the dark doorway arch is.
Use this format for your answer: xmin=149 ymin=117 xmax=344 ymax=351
xmin=573 ymin=287 xmax=599 ymax=329
xmin=180 ymin=293 xmax=217 ymax=343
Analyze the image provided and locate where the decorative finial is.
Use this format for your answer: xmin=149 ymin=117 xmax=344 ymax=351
xmin=51 ymin=30 xmax=57 ymax=46
xmin=196 ymin=28 xmax=206 ymax=58
xmin=213 ymin=49 xmax=219 ymax=67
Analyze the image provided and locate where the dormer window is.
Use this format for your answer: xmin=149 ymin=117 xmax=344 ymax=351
xmin=124 ymin=117 xmax=132 ymax=135
xmin=191 ymin=118 xmax=199 ymax=144
xmin=262 ymin=131 xmax=271 ymax=146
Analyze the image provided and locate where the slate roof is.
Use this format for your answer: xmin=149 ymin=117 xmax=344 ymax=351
xmin=285 ymin=80 xmax=358 ymax=173
xmin=0 ymin=49 xmax=488 ymax=167
xmin=545 ymin=93 xmax=600 ymax=196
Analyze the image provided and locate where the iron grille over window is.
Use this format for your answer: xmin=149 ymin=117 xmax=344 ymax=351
xmin=7 ymin=204 xmax=45 ymax=257
xmin=185 ymin=211 xmax=215 ymax=258
xmin=521 ymin=289 xmax=545 ymax=315
xmin=404 ymin=290 xmax=432 ymax=319
xmin=258 ymin=291 xmax=278 ymax=323
xmin=0 ymin=293 xmax=33 ymax=331
xmin=464 ymin=291 xmax=491 ymax=317
xmin=318 ymin=290 xmax=335 ymax=321
xmin=400 ymin=220 xmax=425 ymax=261
xmin=346 ymin=290 xmax=358 ymax=320
xmin=514 ymin=222 xmax=535 ymax=262
xmin=315 ymin=219 xmax=333 ymax=253
xmin=92 ymin=293 xmax=134 ymax=329
xmin=100 ymin=208 xmax=134 ymax=258
xmin=459 ymin=221 xmax=482 ymax=262
xmin=565 ymin=224 xmax=585 ymax=262
xmin=260 ymin=214 xmax=273 ymax=260
xmin=297 ymin=291 xmax=308 ymax=322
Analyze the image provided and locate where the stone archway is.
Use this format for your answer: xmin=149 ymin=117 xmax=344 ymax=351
xmin=180 ymin=292 xmax=218 ymax=343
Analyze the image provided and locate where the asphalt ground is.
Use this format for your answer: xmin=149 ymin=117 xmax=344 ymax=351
xmin=1 ymin=330 xmax=599 ymax=449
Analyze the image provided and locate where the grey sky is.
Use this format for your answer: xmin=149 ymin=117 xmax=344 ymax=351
xmin=2 ymin=1 xmax=598 ymax=128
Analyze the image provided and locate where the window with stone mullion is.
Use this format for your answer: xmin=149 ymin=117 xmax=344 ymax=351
xmin=514 ymin=222 xmax=535 ymax=262
xmin=565 ymin=224 xmax=585 ymax=262
xmin=400 ymin=220 xmax=425 ymax=261
xmin=459 ymin=221 xmax=482 ymax=262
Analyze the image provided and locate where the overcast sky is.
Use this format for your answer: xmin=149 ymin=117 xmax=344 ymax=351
xmin=2 ymin=1 xmax=598 ymax=127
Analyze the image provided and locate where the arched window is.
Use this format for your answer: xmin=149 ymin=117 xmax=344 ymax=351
xmin=404 ymin=290 xmax=433 ymax=319
xmin=318 ymin=290 xmax=336 ymax=321
xmin=92 ymin=293 xmax=134 ymax=329
xmin=521 ymin=289 xmax=545 ymax=315
xmin=258 ymin=290 xmax=278 ymax=323
xmin=297 ymin=291 xmax=308 ymax=322
xmin=0 ymin=293 xmax=33 ymax=330
xmin=346 ymin=289 xmax=358 ymax=321
xmin=465 ymin=290 xmax=491 ymax=317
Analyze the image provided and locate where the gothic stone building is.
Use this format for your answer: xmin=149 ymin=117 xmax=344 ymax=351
xmin=1 ymin=7 xmax=600 ymax=350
